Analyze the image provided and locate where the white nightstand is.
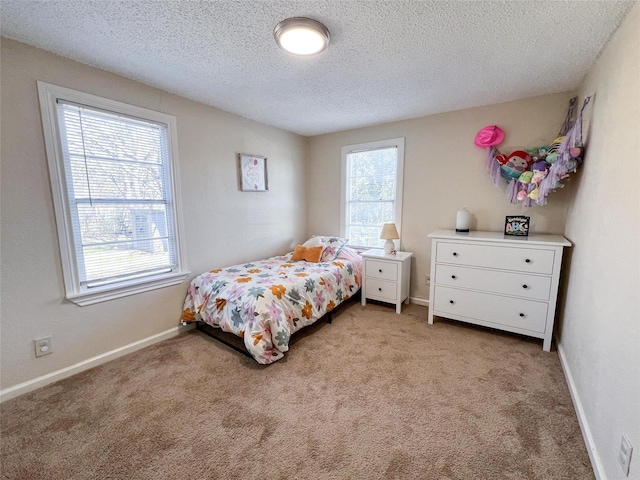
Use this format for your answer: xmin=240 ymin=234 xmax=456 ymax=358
xmin=361 ymin=249 xmax=413 ymax=313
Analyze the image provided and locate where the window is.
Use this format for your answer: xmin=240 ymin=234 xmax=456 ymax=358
xmin=38 ymin=82 xmax=188 ymax=306
xmin=340 ymin=138 xmax=405 ymax=249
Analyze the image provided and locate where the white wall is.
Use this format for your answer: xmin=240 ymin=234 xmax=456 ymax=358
xmin=559 ymin=3 xmax=640 ymax=479
xmin=0 ymin=39 xmax=307 ymax=391
xmin=307 ymin=92 xmax=575 ymax=302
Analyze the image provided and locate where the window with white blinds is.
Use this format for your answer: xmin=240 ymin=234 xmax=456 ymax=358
xmin=38 ymin=82 xmax=188 ymax=305
xmin=341 ymin=138 xmax=405 ymax=249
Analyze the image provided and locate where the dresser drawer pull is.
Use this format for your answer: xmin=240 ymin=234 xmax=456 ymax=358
xmin=449 ymin=300 xmax=455 ymax=304
xmin=451 ymin=275 xmax=456 ymax=279
xmin=452 ymin=252 xmax=458 ymax=257
xmin=378 ymin=269 xmax=382 ymax=273
xmin=525 ymin=258 xmax=531 ymax=263
xmin=522 ymin=284 xmax=528 ymax=289
xmin=519 ymin=313 xmax=525 ymax=317
xmin=378 ymin=287 xmax=382 ymax=291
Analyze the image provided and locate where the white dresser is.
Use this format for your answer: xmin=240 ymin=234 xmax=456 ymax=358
xmin=427 ymin=230 xmax=570 ymax=351
xmin=361 ymin=249 xmax=412 ymax=313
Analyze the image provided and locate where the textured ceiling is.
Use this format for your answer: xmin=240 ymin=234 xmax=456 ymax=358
xmin=1 ymin=1 xmax=634 ymax=136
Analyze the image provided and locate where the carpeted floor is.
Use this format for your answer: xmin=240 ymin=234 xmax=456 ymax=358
xmin=1 ymin=302 xmax=593 ymax=479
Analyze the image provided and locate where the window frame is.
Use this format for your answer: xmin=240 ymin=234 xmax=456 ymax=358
xmin=38 ymin=81 xmax=189 ymax=306
xmin=340 ymin=137 xmax=405 ymax=250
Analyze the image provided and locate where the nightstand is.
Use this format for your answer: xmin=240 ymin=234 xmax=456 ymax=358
xmin=360 ymin=249 xmax=413 ymax=313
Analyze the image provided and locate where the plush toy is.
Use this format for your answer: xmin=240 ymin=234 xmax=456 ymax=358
xmin=518 ymin=171 xmax=533 ymax=183
xmin=530 ymin=160 xmax=549 ymax=184
xmin=565 ymin=158 xmax=578 ymax=172
xmin=546 ymin=152 xmax=559 ymax=164
xmin=495 ymin=154 xmax=508 ymax=165
xmin=570 ymin=146 xmax=583 ymax=158
xmin=548 ymin=136 xmax=565 ymax=154
xmin=537 ymin=146 xmax=549 ymax=159
xmin=501 ymin=150 xmax=533 ymax=179
xmin=527 ymin=145 xmax=550 ymax=163
xmin=517 ymin=184 xmax=529 ymax=202
xmin=527 ymin=160 xmax=549 ymax=200
xmin=568 ymin=146 xmax=584 ymax=165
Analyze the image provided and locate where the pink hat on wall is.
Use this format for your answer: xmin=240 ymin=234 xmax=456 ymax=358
xmin=474 ymin=125 xmax=505 ymax=147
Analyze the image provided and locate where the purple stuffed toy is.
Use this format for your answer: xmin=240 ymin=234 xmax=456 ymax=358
xmin=528 ymin=160 xmax=549 ymax=200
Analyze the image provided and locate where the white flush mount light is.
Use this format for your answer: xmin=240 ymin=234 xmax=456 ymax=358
xmin=274 ymin=17 xmax=330 ymax=56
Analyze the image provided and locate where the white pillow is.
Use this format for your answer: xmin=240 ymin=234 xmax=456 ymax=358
xmin=303 ymin=235 xmax=349 ymax=262
xmin=302 ymin=236 xmax=324 ymax=248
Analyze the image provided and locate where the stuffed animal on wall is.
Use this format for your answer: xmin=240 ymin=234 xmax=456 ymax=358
xmin=548 ymin=136 xmax=565 ymax=154
xmin=527 ymin=160 xmax=549 ymax=200
xmin=530 ymin=160 xmax=549 ymax=184
xmin=501 ymin=150 xmax=533 ymax=179
xmin=495 ymin=153 xmax=508 ymax=165
xmin=475 ymin=96 xmax=592 ymax=207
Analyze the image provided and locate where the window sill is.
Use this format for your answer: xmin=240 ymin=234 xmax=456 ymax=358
xmin=66 ymin=271 xmax=190 ymax=306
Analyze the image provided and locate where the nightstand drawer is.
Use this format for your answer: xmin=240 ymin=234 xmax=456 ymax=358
xmin=433 ymin=286 xmax=548 ymax=333
xmin=365 ymin=260 xmax=398 ymax=281
xmin=365 ymin=279 xmax=397 ymax=301
xmin=436 ymin=242 xmax=555 ymax=274
xmin=434 ymin=264 xmax=552 ymax=301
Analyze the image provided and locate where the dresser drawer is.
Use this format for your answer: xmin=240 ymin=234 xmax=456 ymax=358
xmin=365 ymin=279 xmax=397 ymax=301
xmin=365 ymin=260 xmax=398 ymax=281
xmin=433 ymin=286 xmax=548 ymax=333
xmin=435 ymin=264 xmax=552 ymax=301
xmin=435 ymin=242 xmax=555 ymax=274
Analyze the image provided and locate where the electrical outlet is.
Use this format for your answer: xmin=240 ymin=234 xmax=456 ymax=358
xmin=618 ymin=434 xmax=633 ymax=476
xmin=34 ymin=336 xmax=52 ymax=357
xmin=425 ymin=275 xmax=431 ymax=285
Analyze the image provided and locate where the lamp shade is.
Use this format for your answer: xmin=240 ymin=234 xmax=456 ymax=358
xmin=380 ymin=223 xmax=399 ymax=240
xmin=380 ymin=223 xmax=399 ymax=254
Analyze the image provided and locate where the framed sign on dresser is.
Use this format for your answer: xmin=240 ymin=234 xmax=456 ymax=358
xmin=427 ymin=230 xmax=571 ymax=351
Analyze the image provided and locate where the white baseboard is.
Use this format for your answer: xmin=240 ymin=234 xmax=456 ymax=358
xmin=557 ymin=340 xmax=604 ymax=480
xmin=409 ymin=297 xmax=429 ymax=307
xmin=0 ymin=324 xmax=194 ymax=403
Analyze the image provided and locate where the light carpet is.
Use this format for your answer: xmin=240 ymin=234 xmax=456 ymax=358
xmin=0 ymin=302 xmax=593 ymax=479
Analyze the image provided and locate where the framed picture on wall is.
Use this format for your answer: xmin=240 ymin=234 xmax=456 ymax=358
xmin=504 ymin=216 xmax=530 ymax=236
xmin=238 ymin=153 xmax=268 ymax=192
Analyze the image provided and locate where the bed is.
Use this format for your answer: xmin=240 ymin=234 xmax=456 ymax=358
xmin=180 ymin=238 xmax=362 ymax=364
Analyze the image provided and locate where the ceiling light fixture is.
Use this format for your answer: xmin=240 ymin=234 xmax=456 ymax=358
xmin=274 ymin=17 xmax=330 ymax=56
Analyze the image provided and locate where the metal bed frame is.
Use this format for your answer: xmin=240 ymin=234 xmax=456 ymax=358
xmin=195 ymin=311 xmax=334 ymax=360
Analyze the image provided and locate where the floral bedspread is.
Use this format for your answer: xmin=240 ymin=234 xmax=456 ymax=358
xmin=180 ymin=248 xmax=362 ymax=364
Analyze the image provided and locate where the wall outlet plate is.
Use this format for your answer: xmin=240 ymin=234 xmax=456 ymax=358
xmin=619 ymin=433 xmax=633 ymax=476
xmin=34 ymin=336 xmax=52 ymax=357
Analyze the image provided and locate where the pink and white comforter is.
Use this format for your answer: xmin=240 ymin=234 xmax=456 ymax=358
xmin=181 ymin=248 xmax=362 ymax=364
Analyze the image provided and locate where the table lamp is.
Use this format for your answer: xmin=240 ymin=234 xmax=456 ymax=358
xmin=380 ymin=223 xmax=399 ymax=254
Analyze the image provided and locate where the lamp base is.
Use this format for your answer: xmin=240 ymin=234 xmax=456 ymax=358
xmin=384 ymin=239 xmax=395 ymax=254
xmin=455 ymin=228 xmax=469 ymax=233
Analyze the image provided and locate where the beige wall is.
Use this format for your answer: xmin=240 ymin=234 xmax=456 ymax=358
xmin=0 ymin=39 xmax=307 ymax=390
xmin=2 ymin=14 xmax=638 ymax=479
xmin=307 ymin=92 xmax=575 ymax=301
xmin=560 ymin=3 xmax=639 ymax=479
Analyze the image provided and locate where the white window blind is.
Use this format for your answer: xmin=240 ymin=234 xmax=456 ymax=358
xmin=341 ymin=138 xmax=405 ymax=249
xmin=57 ymin=101 xmax=177 ymax=287
xmin=38 ymin=82 xmax=188 ymax=305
